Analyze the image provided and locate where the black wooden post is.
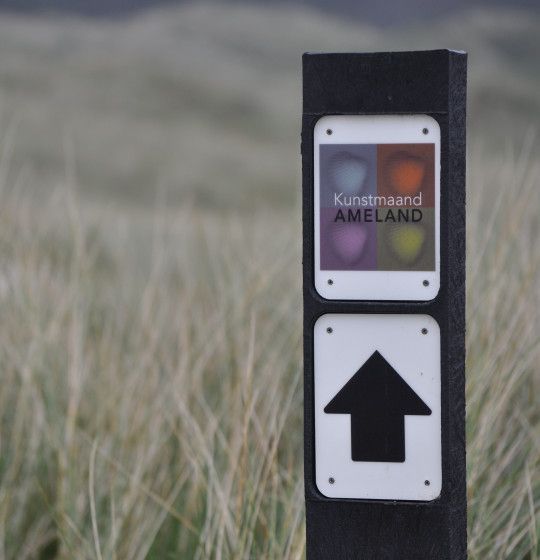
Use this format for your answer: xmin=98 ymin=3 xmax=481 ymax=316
xmin=302 ymin=50 xmax=467 ymax=559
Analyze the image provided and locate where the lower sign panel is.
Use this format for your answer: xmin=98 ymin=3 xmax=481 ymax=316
xmin=314 ymin=314 xmax=441 ymax=501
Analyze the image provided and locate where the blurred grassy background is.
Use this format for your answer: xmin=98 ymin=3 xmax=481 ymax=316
xmin=0 ymin=3 xmax=538 ymax=559
xmin=0 ymin=4 xmax=539 ymax=208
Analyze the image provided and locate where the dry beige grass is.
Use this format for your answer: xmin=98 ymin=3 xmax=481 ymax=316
xmin=0 ymin=139 xmax=538 ymax=559
xmin=0 ymin=183 xmax=305 ymax=558
xmin=466 ymin=138 xmax=540 ymax=559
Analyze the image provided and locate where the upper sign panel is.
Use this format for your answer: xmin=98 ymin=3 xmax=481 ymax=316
xmin=314 ymin=115 xmax=440 ymax=301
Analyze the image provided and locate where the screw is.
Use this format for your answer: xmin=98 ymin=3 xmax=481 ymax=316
xmin=329 ymin=477 xmax=335 ymax=484
xmin=422 ymin=128 xmax=429 ymax=135
xmin=421 ymin=328 xmax=428 ymax=335
xmin=326 ymin=129 xmax=333 ymax=135
xmin=327 ymin=327 xmax=333 ymax=334
xmin=423 ymin=279 xmax=429 ymax=287
xmin=327 ymin=278 xmax=333 ymax=285
xmin=424 ymin=480 xmax=430 ymax=486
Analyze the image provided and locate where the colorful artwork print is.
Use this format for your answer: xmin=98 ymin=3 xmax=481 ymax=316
xmin=320 ymin=143 xmax=435 ymax=271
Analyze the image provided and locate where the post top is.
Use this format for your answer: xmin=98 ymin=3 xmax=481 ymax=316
xmin=303 ymin=49 xmax=467 ymax=115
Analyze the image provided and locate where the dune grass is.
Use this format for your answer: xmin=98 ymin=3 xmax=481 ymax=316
xmin=0 ymin=137 xmax=537 ymax=559
xmin=466 ymin=137 xmax=540 ymax=559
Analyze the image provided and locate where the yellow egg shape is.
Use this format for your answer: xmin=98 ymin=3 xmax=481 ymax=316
xmin=389 ymin=225 xmax=426 ymax=264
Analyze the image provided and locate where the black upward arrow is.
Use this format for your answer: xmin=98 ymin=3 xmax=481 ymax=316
xmin=324 ymin=350 xmax=431 ymax=462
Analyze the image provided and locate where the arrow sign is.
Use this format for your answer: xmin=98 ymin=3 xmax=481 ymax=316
xmin=324 ymin=350 xmax=431 ymax=462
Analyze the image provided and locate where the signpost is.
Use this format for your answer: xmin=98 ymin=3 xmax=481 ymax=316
xmin=302 ymin=51 xmax=467 ymax=559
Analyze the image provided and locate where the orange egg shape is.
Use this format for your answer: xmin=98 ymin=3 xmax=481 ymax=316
xmin=387 ymin=154 xmax=426 ymax=196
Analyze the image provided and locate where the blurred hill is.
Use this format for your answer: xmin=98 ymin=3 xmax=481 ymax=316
xmin=0 ymin=0 xmax=538 ymax=24
xmin=0 ymin=3 xmax=538 ymax=209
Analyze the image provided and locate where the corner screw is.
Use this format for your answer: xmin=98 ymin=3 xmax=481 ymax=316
xmin=422 ymin=128 xmax=429 ymax=135
xmin=329 ymin=477 xmax=335 ymax=484
xmin=423 ymin=279 xmax=429 ymax=287
xmin=326 ymin=129 xmax=333 ymax=135
xmin=421 ymin=328 xmax=428 ymax=335
xmin=327 ymin=327 xmax=333 ymax=334
xmin=327 ymin=279 xmax=333 ymax=285
xmin=424 ymin=480 xmax=430 ymax=486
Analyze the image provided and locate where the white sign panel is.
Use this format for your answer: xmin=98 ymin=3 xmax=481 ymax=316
xmin=314 ymin=114 xmax=441 ymax=301
xmin=314 ymin=314 xmax=441 ymax=501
